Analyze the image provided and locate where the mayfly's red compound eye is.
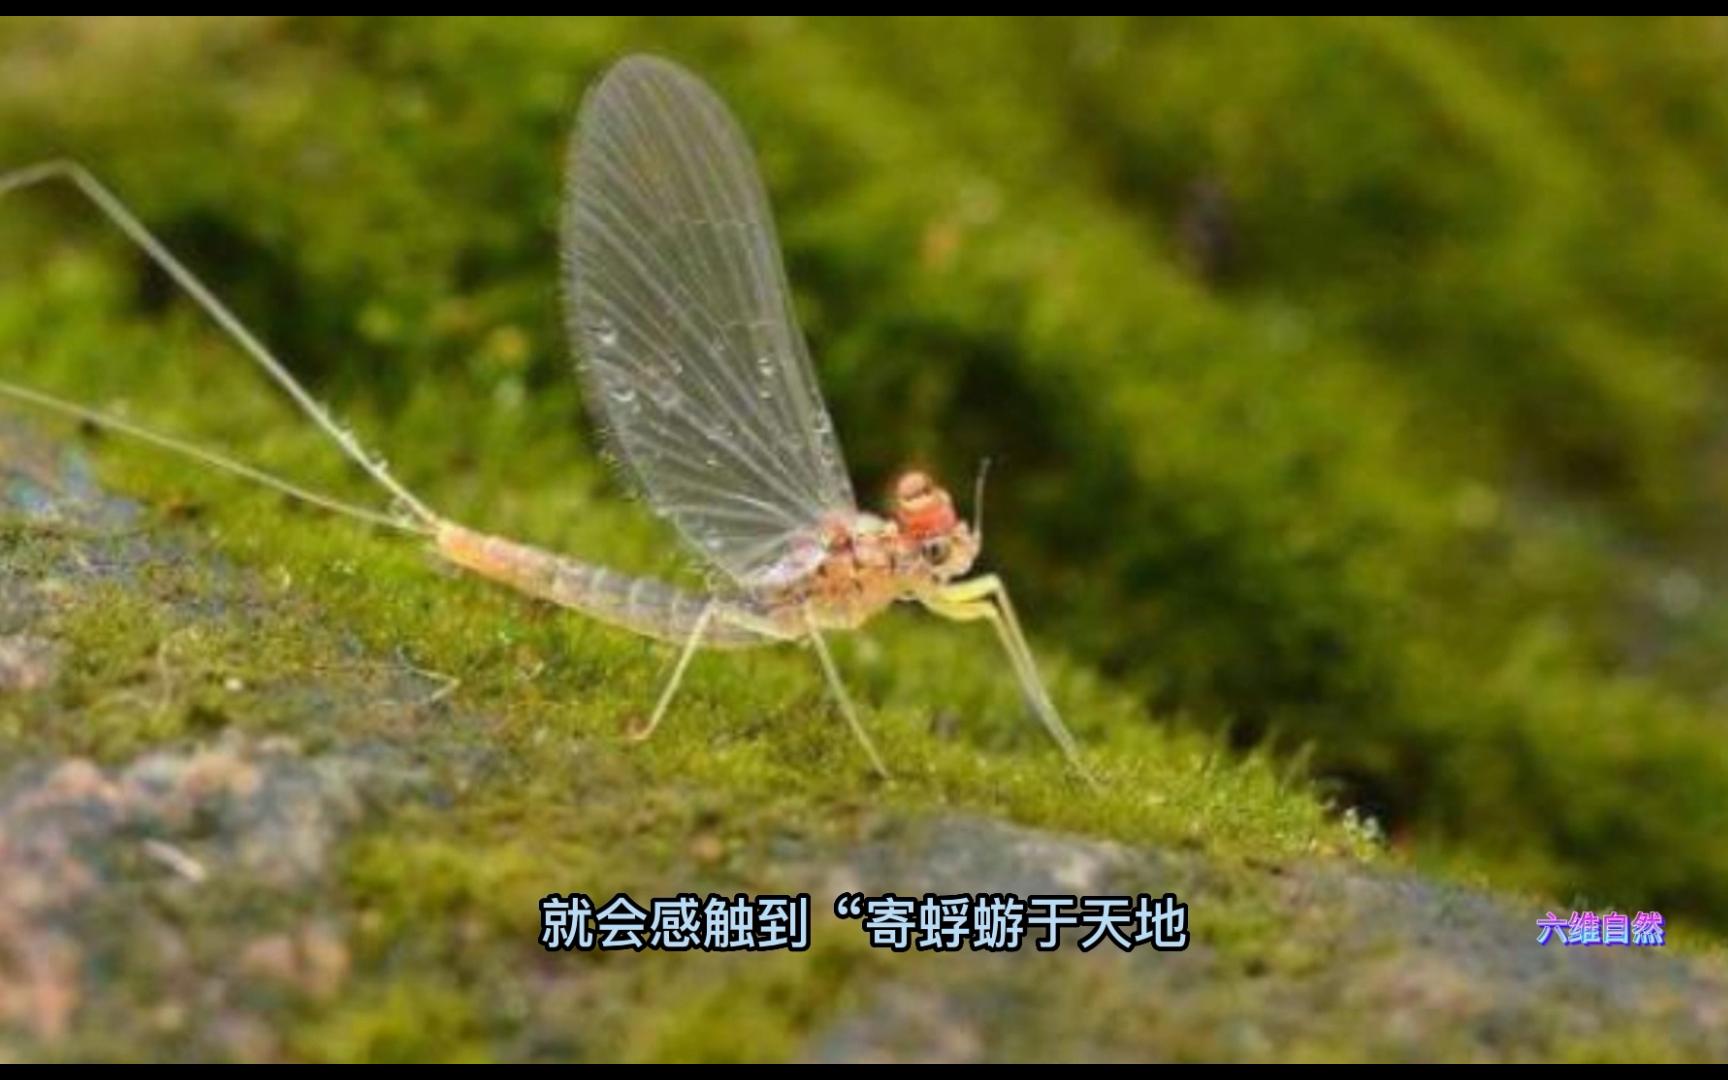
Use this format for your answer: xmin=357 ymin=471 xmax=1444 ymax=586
xmin=895 ymin=471 xmax=933 ymax=502
xmin=893 ymin=470 xmax=957 ymax=540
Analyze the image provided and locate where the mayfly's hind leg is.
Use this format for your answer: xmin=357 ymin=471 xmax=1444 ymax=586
xmin=923 ymin=574 xmax=1098 ymax=788
xmin=802 ymin=608 xmax=890 ymax=780
xmin=628 ymin=601 xmax=717 ymax=742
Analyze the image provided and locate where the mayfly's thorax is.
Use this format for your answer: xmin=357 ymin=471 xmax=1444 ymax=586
xmin=753 ymin=510 xmax=978 ymax=631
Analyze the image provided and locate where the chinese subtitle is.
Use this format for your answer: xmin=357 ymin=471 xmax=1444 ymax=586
xmin=832 ymin=891 xmax=1189 ymax=953
xmin=540 ymin=892 xmax=812 ymax=952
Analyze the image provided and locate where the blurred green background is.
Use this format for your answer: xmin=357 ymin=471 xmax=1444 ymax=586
xmin=4 ymin=15 xmax=1728 ymax=1057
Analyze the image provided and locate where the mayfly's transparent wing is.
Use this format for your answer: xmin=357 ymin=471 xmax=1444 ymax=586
xmin=564 ymin=54 xmax=855 ymax=588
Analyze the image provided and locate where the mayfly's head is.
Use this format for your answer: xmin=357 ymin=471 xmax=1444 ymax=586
xmin=891 ymin=469 xmax=979 ymax=582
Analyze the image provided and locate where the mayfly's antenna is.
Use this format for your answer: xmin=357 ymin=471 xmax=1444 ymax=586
xmin=972 ymin=456 xmax=992 ymax=549
xmin=0 ymin=159 xmax=440 ymax=528
xmin=0 ymin=378 xmax=429 ymax=535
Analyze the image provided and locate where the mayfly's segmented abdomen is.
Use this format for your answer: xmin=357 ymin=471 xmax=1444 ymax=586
xmin=433 ymin=522 xmax=776 ymax=649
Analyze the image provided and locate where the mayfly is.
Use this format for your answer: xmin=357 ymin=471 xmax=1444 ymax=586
xmin=0 ymin=54 xmax=1093 ymax=784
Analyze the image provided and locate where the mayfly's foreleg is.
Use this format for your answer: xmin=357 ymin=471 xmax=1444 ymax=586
xmin=923 ymin=575 xmax=1097 ymax=787
xmin=629 ymin=601 xmax=717 ymax=742
xmin=802 ymin=608 xmax=890 ymax=780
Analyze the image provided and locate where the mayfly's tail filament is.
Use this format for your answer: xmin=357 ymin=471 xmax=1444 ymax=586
xmin=0 ymin=377 xmax=426 ymax=534
xmin=0 ymin=159 xmax=439 ymax=529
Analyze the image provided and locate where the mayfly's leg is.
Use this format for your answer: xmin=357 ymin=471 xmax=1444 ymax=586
xmin=629 ymin=601 xmax=717 ymax=742
xmin=923 ymin=574 xmax=1098 ymax=788
xmin=802 ymin=608 xmax=890 ymax=780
